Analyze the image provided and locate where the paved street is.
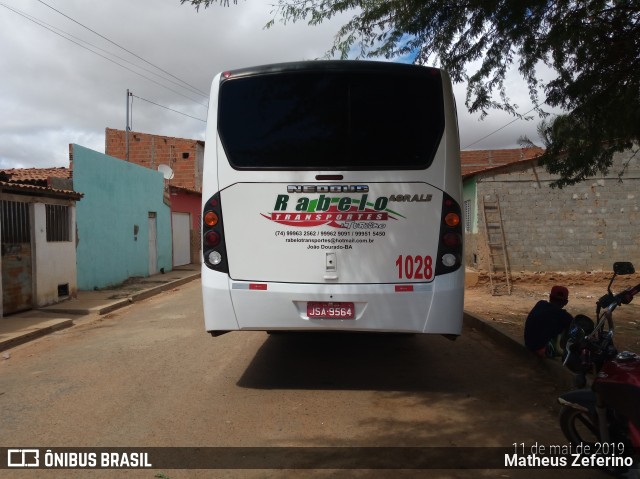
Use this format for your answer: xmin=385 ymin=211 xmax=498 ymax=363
xmin=0 ymin=281 xmax=606 ymax=478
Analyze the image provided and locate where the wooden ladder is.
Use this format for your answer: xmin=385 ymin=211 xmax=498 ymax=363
xmin=480 ymin=195 xmax=512 ymax=295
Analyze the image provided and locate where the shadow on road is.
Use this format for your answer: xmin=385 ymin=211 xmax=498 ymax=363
xmin=237 ymin=331 xmax=457 ymax=391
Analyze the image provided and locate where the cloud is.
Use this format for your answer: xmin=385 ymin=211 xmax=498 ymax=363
xmin=0 ymin=0 xmax=556 ymax=169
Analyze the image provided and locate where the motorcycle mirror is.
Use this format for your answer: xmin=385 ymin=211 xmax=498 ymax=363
xmin=607 ymin=262 xmax=634 ymax=294
xmin=613 ymin=262 xmax=635 ymax=275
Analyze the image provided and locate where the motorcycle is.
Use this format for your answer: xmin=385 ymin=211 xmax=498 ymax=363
xmin=558 ymin=261 xmax=640 ymax=475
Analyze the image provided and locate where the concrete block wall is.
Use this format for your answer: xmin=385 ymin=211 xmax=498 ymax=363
xmin=473 ymin=148 xmax=640 ymax=272
xmin=105 ymin=128 xmax=202 ymax=192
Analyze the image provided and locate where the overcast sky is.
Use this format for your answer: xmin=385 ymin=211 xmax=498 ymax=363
xmin=0 ymin=0 xmax=552 ymax=169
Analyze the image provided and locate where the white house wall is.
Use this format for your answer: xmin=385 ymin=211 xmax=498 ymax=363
xmin=33 ymin=202 xmax=77 ymax=306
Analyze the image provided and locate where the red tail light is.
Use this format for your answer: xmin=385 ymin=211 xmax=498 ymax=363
xmin=442 ymin=232 xmax=461 ymax=248
xmin=436 ymin=193 xmax=463 ymax=276
xmin=202 ymin=192 xmax=228 ymax=273
xmin=204 ymin=231 xmax=221 ymax=247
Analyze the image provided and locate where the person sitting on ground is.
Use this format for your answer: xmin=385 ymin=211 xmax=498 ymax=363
xmin=524 ymin=285 xmax=574 ymax=358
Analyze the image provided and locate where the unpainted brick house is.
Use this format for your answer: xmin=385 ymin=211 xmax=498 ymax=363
xmin=105 ymin=128 xmax=203 ymax=266
xmin=463 ymin=147 xmax=640 ymax=272
xmin=0 ymin=168 xmax=82 ymax=317
xmin=105 ymin=127 xmax=204 ymax=191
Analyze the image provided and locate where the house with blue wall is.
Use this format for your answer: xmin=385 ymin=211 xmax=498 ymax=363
xmin=72 ymin=144 xmax=172 ymax=290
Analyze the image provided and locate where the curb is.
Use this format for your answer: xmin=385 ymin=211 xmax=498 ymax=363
xmin=92 ymin=273 xmax=202 ymax=315
xmin=0 ymin=273 xmax=202 ymax=352
xmin=0 ymin=319 xmax=73 ymax=353
xmin=463 ymin=311 xmax=577 ymax=390
xmin=128 ymin=274 xmax=201 ymax=305
xmin=95 ymin=273 xmax=202 ymax=315
xmin=39 ymin=273 xmax=202 ymax=316
xmin=40 ymin=300 xmax=129 ymax=316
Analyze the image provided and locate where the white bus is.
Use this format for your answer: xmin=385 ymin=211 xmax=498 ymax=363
xmin=201 ymin=61 xmax=463 ymax=337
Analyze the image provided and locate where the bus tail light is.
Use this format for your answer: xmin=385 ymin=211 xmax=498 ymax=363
xmin=204 ymin=211 xmax=219 ymax=227
xmin=208 ymin=251 xmax=223 ymax=266
xmin=202 ymin=192 xmax=229 ymax=274
xmin=442 ymin=232 xmax=461 ymax=248
xmin=444 ymin=212 xmax=460 ymax=227
xmin=436 ymin=193 xmax=463 ymax=276
xmin=204 ymin=231 xmax=221 ymax=247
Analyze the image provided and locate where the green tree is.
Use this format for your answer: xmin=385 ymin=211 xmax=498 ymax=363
xmin=182 ymin=0 xmax=640 ymax=187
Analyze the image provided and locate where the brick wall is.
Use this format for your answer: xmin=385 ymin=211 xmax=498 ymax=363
xmin=105 ymin=128 xmax=202 ymax=192
xmin=461 ymin=147 xmax=544 ymax=176
xmin=469 ymin=148 xmax=640 ymax=272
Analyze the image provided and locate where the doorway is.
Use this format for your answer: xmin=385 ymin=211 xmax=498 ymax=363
xmin=148 ymin=212 xmax=157 ymax=275
xmin=1 ymin=200 xmax=33 ymax=314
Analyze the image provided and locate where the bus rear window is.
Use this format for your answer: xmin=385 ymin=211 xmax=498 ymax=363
xmin=218 ymin=69 xmax=444 ymax=170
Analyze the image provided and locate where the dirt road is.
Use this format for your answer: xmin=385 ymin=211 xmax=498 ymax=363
xmin=465 ymin=270 xmax=640 ymax=352
xmin=0 ymin=281 xmax=607 ymax=478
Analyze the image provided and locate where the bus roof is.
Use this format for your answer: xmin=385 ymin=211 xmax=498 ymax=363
xmin=221 ymin=60 xmax=442 ymax=81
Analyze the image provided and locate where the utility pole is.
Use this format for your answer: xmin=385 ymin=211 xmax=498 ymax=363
xmin=126 ymin=89 xmax=131 ymax=162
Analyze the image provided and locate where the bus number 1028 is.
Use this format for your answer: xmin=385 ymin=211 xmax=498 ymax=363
xmin=395 ymin=255 xmax=433 ymax=280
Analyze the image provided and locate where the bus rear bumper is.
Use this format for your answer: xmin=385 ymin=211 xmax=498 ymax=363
xmin=202 ymin=270 xmax=464 ymax=336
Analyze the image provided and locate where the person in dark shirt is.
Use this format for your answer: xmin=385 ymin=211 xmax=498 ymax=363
xmin=524 ymin=285 xmax=574 ymax=357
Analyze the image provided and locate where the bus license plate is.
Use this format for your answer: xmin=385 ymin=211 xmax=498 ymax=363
xmin=307 ymin=302 xmax=355 ymax=319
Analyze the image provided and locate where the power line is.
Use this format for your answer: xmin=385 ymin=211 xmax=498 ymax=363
xmin=131 ymin=93 xmax=206 ymax=122
xmin=0 ymin=2 xmax=208 ymax=108
xmin=16 ymin=7 xmax=208 ymax=102
xmin=35 ymin=0 xmax=209 ymax=98
xmin=462 ymin=104 xmax=543 ymax=150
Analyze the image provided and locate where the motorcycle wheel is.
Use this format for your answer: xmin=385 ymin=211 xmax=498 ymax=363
xmin=559 ymin=406 xmax=600 ymax=447
xmin=560 ymin=407 xmax=638 ymax=477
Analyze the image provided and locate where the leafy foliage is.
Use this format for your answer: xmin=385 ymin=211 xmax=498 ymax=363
xmin=180 ymin=0 xmax=235 ymax=9
xmin=182 ymin=0 xmax=640 ymax=187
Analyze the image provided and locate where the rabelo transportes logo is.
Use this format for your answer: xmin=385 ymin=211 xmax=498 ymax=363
xmin=261 ymin=193 xmax=405 ymax=229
